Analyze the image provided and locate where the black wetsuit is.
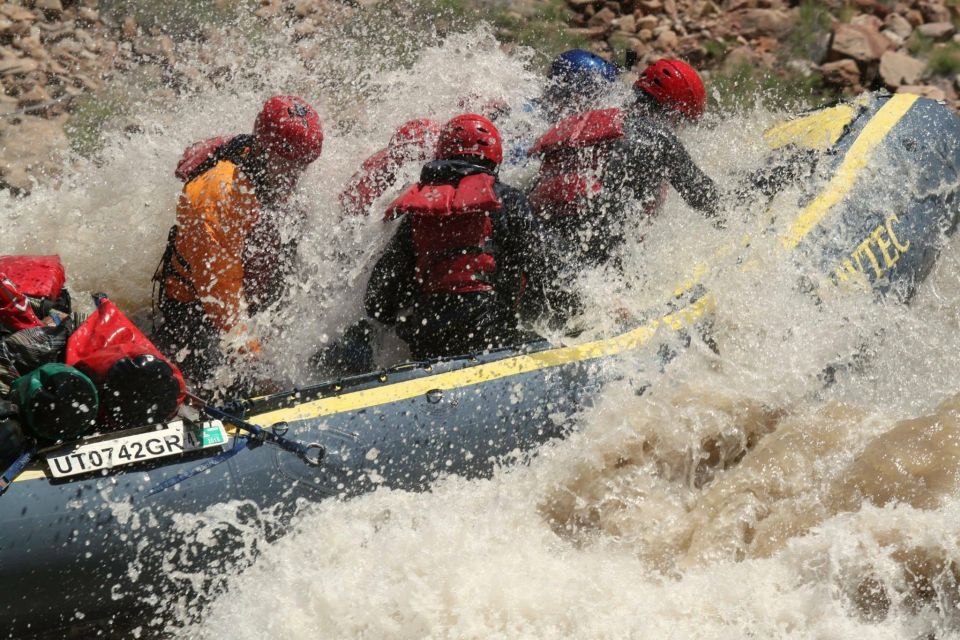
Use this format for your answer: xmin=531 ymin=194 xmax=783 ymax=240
xmin=545 ymin=111 xmax=721 ymax=269
xmin=365 ymin=159 xmax=549 ymax=360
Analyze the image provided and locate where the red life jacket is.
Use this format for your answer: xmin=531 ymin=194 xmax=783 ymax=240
xmin=66 ymin=297 xmax=186 ymax=427
xmin=528 ymin=108 xmax=625 ymax=218
xmin=385 ymin=173 xmax=500 ymax=296
xmin=0 ymin=256 xmax=66 ymax=332
xmin=175 ymin=135 xmax=236 ymax=182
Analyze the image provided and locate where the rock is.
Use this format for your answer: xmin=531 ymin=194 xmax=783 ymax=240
xmin=617 ymin=13 xmax=636 ymax=33
xmin=587 ymin=6 xmax=616 ymax=29
xmin=723 ymin=44 xmax=775 ymax=70
xmin=0 ymin=6 xmax=36 ymax=22
xmin=638 ymin=0 xmax=663 ymax=12
xmin=884 ymin=13 xmax=912 ymax=39
xmin=897 ymin=84 xmax=947 ymax=100
xmin=0 ymin=57 xmax=39 ymax=76
xmin=821 ymin=58 xmax=862 ymax=90
xmin=654 ymin=28 xmax=679 ymax=50
xmin=725 ymin=8 xmax=793 ymax=38
xmin=132 ymin=35 xmax=175 ymax=64
xmin=830 ymin=23 xmax=892 ymax=63
xmin=956 ymin=73 xmax=960 ymax=92
xmin=916 ymin=22 xmax=955 ymax=41
xmin=120 ymin=15 xmax=137 ymax=39
xmin=905 ymin=9 xmax=924 ymax=27
xmin=919 ymin=2 xmax=951 ymax=23
xmin=16 ymin=84 xmax=50 ymax=108
xmin=0 ymin=114 xmax=68 ymax=196
xmin=76 ymin=7 xmax=97 ymax=24
xmin=880 ymin=29 xmax=905 ymax=47
xmin=635 ymin=14 xmax=658 ymax=30
xmin=850 ymin=14 xmax=883 ymax=31
xmin=880 ymin=50 xmax=926 ymax=87
xmin=568 ymin=0 xmax=598 ymax=6
xmin=292 ymin=0 xmax=313 ymax=18
xmin=34 ymin=0 xmax=63 ymax=19
xmin=293 ymin=19 xmax=316 ymax=39
xmin=637 ymin=28 xmax=653 ymax=41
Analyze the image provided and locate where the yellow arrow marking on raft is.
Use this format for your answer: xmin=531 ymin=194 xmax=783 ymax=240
xmin=781 ymin=93 xmax=919 ymax=250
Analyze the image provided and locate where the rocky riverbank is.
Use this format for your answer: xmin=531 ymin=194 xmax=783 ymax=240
xmin=1 ymin=0 xmax=959 ymax=197
xmin=565 ymin=0 xmax=960 ymax=107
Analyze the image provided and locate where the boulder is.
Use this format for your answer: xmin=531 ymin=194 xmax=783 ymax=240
xmin=830 ymin=22 xmax=892 ymax=63
xmin=17 ymin=84 xmax=50 ymax=108
xmin=0 ymin=114 xmax=68 ymax=196
xmin=617 ymin=13 xmax=636 ymax=33
xmin=725 ymin=8 xmax=794 ymax=39
xmin=880 ymin=29 xmax=905 ymax=48
xmin=850 ymin=14 xmax=883 ymax=31
xmin=897 ymin=84 xmax=947 ymax=101
xmin=34 ymin=0 xmax=63 ymax=18
xmin=635 ymin=15 xmax=659 ymax=31
xmin=919 ymin=1 xmax=951 ymax=24
xmin=132 ymin=35 xmax=175 ymax=64
xmin=0 ymin=6 xmax=36 ymax=22
xmin=0 ymin=57 xmax=39 ymax=76
xmin=879 ymin=50 xmax=926 ymax=87
xmin=916 ymin=22 xmax=955 ymax=41
xmin=76 ymin=7 xmax=98 ymax=25
xmin=654 ymin=28 xmax=679 ymax=50
xmin=883 ymin=12 xmax=912 ymax=40
xmin=587 ymin=6 xmax=617 ymax=29
xmin=821 ymin=58 xmax=862 ymax=91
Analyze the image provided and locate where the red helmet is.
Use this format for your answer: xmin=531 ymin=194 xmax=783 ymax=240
xmin=253 ymin=95 xmax=324 ymax=164
xmin=634 ymin=59 xmax=707 ymax=121
xmin=389 ymin=118 xmax=440 ymax=151
xmin=436 ymin=114 xmax=503 ymax=166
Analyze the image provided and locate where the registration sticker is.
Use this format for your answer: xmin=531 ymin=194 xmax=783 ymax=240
xmin=45 ymin=420 xmax=229 ymax=479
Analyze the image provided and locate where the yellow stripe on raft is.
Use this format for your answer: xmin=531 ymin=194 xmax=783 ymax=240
xmin=250 ymin=295 xmax=716 ymax=426
xmin=780 ymin=93 xmax=919 ymax=250
xmin=763 ymin=103 xmax=857 ymax=151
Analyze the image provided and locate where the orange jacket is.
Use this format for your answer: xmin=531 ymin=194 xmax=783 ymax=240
xmin=163 ymin=160 xmax=260 ymax=336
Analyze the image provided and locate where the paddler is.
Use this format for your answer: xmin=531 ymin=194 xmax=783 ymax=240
xmin=155 ymin=95 xmax=324 ymax=388
xmin=528 ymin=58 xmax=722 ymax=271
xmin=339 ymin=118 xmax=441 ymax=218
xmin=364 ymin=114 xmax=550 ymax=359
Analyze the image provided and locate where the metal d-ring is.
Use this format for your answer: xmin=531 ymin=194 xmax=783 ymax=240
xmin=300 ymin=442 xmax=325 ymax=466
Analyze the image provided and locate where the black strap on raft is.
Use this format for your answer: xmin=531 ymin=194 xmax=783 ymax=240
xmin=144 ymin=394 xmax=324 ymax=498
xmin=0 ymin=448 xmax=36 ymax=496
xmin=190 ymin=394 xmax=324 ymax=464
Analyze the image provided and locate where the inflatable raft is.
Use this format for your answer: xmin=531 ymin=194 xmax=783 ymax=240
xmin=1 ymin=93 xmax=958 ymax=637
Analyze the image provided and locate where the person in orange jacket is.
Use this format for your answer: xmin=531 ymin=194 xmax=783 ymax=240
xmin=154 ymin=95 xmax=324 ymax=387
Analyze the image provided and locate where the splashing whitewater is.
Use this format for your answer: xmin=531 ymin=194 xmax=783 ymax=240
xmin=3 ymin=13 xmax=960 ymax=640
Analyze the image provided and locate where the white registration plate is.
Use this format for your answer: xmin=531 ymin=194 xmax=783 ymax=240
xmin=45 ymin=420 xmax=229 ymax=479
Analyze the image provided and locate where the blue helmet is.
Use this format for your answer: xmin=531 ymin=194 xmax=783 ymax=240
xmin=548 ymin=49 xmax=620 ymax=85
